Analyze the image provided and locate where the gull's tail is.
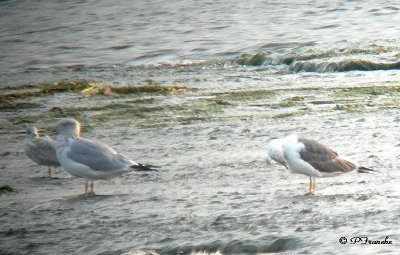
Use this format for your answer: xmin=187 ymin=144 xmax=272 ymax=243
xmin=131 ymin=163 xmax=160 ymax=172
xmin=357 ymin=166 xmax=378 ymax=173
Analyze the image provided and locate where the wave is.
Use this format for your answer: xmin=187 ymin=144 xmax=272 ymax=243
xmin=120 ymin=237 xmax=300 ymax=255
xmin=232 ymin=46 xmax=397 ymax=67
xmin=12 ymin=45 xmax=398 ymax=79
xmin=233 ymin=53 xmax=267 ymax=66
xmin=156 ymin=237 xmax=300 ymax=254
xmin=290 ymin=59 xmax=400 ymax=73
xmin=230 ymin=53 xmax=400 ymax=74
xmin=58 ymin=57 xmax=400 ymax=75
xmin=123 ymin=250 xmax=223 ymax=255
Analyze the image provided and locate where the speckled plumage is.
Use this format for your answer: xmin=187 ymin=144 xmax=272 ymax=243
xmin=24 ymin=127 xmax=60 ymax=177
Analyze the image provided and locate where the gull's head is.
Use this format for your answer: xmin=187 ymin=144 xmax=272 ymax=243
xmin=282 ymin=134 xmax=302 ymax=152
xmin=56 ymin=118 xmax=81 ymax=137
xmin=26 ymin=127 xmax=39 ymax=138
xmin=267 ymin=138 xmax=280 ymax=155
xmin=266 ymin=138 xmax=288 ymax=169
xmin=283 ymin=134 xmax=299 ymax=143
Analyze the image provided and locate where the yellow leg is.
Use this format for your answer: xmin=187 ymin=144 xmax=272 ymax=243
xmin=311 ymin=178 xmax=317 ymax=194
xmin=306 ymin=177 xmax=313 ymax=195
xmin=306 ymin=177 xmax=316 ymax=196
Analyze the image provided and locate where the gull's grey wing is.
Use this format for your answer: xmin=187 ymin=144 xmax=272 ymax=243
xmin=31 ymin=138 xmax=60 ymax=166
xmin=67 ymin=138 xmax=133 ymax=172
xmin=299 ymin=138 xmax=355 ymax=174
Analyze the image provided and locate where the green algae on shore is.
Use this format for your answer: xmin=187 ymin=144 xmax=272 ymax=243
xmin=0 ymin=185 xmax=17 ymax=195
xmin=276 ymin=96 xmax=305 ymax=108
xmin=272 ymin=111 xmax=307 ymax=119
xmin=332 ymin=85 xmax=400 ymax=97
xmin=214 ymin=89 xmax=277 ymax=102
xmin=0 ymin=81 xmax=96 ymax=100
xmin=38 ymin=81 xmax=96 ymax=93
xmin=3 ymin=80 xmax=400 ymax=129
xmin=108 ymin=85 xmax=188 ymax=94
xmin=334 ymin=104 xmax=366 ymax=112
xmin=0 ymin=90 xmax=45 ymax=100
xmin=0 ymin=101 xmax=41 ymax=110
xmin=0 ymin=81 xmax=188 ymax=100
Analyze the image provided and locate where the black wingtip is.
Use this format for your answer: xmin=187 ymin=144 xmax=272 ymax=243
xmin=357 ymin=166 xmax=379 ymax=173
xmin=131 ymin=163 xmax=160 ymax=172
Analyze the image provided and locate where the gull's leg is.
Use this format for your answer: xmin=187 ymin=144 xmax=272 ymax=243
xmin=90 ymin=181 xmax=94 ymax=194
xmin=305 ymin=177 xmax=316 ymax=196
xmin=311 ymin=178 xmax=317 ymax=195
xmin=305 ymin=177 xmax=313 ymax=196
xmin=85 ymin=180 xmax=89 ymax=196
xmin=48 ymin=167 xmax=52 ymax=178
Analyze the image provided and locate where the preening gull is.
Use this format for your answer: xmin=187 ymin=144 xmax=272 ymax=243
xmin=267 ymin=134 xmax=375 ymax=195
xmin=54 ymin=118 xmax=159 ymax=195
xmin=24 ymin=127 xmax=60 ymax=177
xmin=267 ymin=138 xmax=288 ymax=169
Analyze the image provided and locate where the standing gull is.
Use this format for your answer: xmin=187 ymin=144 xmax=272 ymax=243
xmin=267 ymin=134 xmax=375 ymax=195
xmin=24 ymin=127 xmax=60 ymax=178
xmin=54 ymin=118 xmax=158 ymax=195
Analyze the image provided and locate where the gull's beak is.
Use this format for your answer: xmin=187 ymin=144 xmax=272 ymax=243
xmin=39 ymin=126 xmax=57 ymax=135
xmin=45 ymin=128 xmax=57 ymax=135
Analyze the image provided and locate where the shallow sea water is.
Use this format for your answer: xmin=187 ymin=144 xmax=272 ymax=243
xmin=2 ymin=112 xmax=400 ymax=254
xmin=1 ymin=0 xmax=400 ymax=254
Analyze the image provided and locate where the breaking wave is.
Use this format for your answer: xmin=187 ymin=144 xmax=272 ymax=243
xmin=290 ymin=59 xmax=400 ymax=73
xmin=230 ymin=45 xmax=400 ymax=73
xmin=129 ymin=237 xmax=301 ymax=255
xmin=121 ymin=237 xmax=300 ymax=255
xmin=6 ymin=45 xmax=398 ymax=86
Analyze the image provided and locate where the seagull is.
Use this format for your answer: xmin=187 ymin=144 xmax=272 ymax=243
xmin=267 ymin=134 xmax=375 ymax=195
xmin=54 ymin=118 xmax=159 ymax=195
xmin=24 ymin=127 xmax=60 ymax=178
